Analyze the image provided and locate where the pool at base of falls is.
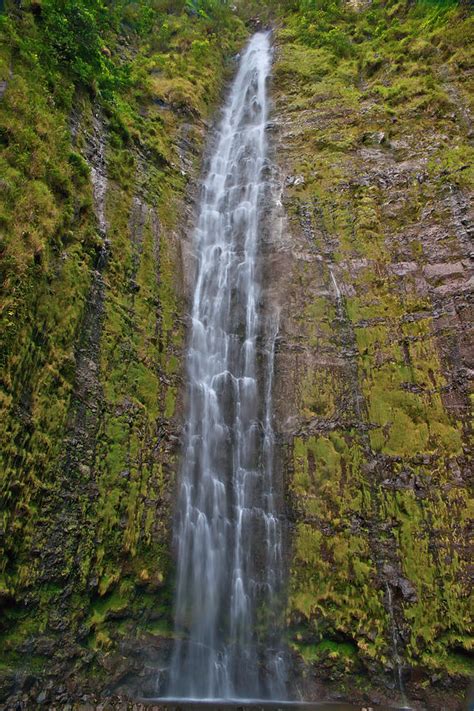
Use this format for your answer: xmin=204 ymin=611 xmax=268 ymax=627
xmin=137 ymin=697 xmax=413 ymax=711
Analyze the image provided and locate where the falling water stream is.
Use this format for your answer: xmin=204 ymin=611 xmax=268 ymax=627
xmin=166 ymin=32 xmax=286 ymax=701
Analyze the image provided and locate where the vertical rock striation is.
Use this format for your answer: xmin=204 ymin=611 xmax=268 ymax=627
xmin=0 ymin=5 xmax=246 ymax=706
xmin=267 ymin=3 xmax=473 ymax=709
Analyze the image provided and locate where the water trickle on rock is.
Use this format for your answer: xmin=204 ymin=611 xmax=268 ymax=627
xmin=167 ymin=32 xmax=286 ymax=700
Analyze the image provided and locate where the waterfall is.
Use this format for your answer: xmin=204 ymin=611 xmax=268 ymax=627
xmin=167 ymin=32 xmax=286 ymax=700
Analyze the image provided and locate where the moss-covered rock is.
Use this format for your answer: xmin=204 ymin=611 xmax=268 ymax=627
xmin=0 ymin=1 xmax=246 ymax=704
xmin=1 ymin=0 xmax=472 ymax=708
xmin=270 ymin=1 xmax=473 ymax=708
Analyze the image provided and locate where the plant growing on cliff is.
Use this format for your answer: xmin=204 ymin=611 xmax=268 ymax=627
xmin=37 ymin=0 xmax=134 ymax=97
xmin=40 ymin=0 xmax=107 ymax=84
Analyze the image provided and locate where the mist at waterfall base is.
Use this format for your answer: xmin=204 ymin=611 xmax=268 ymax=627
xmin=159 ymin=32 xmax=287 ymax=702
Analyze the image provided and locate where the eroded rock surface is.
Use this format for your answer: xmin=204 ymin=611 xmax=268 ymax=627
xmin=1 ymin=2 xmax=472 ymax=709
xmin=266 ymin=6 xmax=473 ymax=709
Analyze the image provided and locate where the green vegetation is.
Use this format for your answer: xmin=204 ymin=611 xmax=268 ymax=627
xmin=0 ymin=0 xmax=472 ymax=705
xmin=0 ymin=0 xmax=245 ymax=690
xmin=272 ymin=0 xmax=473 ymax=703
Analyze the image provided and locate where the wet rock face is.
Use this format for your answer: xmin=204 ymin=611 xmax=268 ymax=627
xmin=0 ymin=5 xmax=242 ymax=704
xmin=1 ymin=4 xmax=472 ymax=708
xmin=266 ymin=6 xmax=473 ymax=710
xmin=0 ymin=89 xmax=188 ymax=708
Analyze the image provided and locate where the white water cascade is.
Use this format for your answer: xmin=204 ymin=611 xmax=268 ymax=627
xmin=167 ymin=32 xmax=286 ymax=700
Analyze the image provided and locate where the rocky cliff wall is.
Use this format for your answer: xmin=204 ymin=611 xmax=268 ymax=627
xmin=268 ymin=2 xmax=473 ymax=708
xmin=0 ymin=1 xmax=472 ymax=709
xmin=0 ymin=3 xmax=245 ymax=706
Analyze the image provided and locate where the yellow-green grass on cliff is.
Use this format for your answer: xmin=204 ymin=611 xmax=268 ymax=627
xmin=0 ymin=0 xmax=246 ymax=682
xmin=274 ymin=0 xmax=473 ymax=699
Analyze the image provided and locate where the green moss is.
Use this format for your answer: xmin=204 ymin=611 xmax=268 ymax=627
xmin=289 ymin=431 xmax=388 ymax=665
xmin=380 ymin=484 xmax=472 ymax=670
xmin=87 ymin=590 xmax=129 ymax=628
xmin=276 ymin=0 xmax=472 ymax=694
xmin=0 ymin=0 xmax=244 ymax=680
xmin=293 ymin=638 xmax=358 ymax=663
xmin=443 ymin=650 xmax=474 ymax=676
xmin=274 ymin=44 xmax=333 ymax=82
xmin=141 ymin=618 xmax=174 ymax=638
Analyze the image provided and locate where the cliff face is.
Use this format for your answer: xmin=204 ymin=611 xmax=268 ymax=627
xmin=269 ymin=2 xmax=473 ymax=708
xmin=0 ymin=0 xmax=472 ymax=709
xmin=0 ymin=3 xmax=245 ymax=705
